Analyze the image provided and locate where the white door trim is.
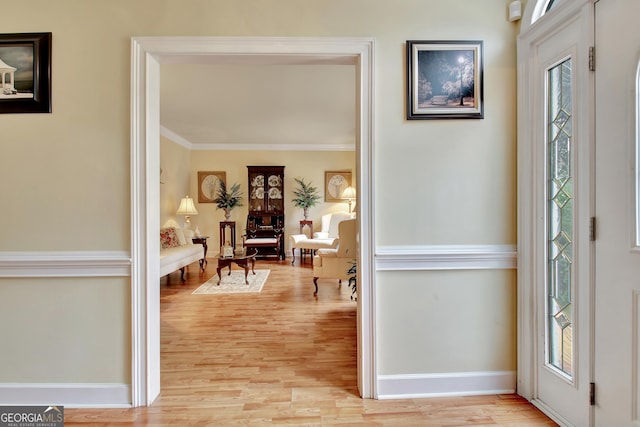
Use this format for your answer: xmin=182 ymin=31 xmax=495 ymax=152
xmin=130 ymin=36 xmax=377 ymax=406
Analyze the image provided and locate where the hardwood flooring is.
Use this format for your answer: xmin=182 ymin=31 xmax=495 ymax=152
xmin=65 ymin=258 xmax=556 ymax=426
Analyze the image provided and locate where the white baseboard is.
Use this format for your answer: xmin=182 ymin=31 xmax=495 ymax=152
xmin=0 ymin=383 xmax=131 ymax=408
xmin=377 ymin=370 xmax=516 ymax=399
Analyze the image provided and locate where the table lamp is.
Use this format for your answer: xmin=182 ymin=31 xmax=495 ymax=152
xmin=342 ymin=186 xmax=356 ymax=213
xmin=176 ymin=196 xmax=198 ymax=228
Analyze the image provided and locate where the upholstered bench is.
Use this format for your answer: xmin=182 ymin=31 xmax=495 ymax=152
xmin=290 ymin=234 xmax=338 ymax=263
xmin=243 ymin=237 xmax=282 ymax=260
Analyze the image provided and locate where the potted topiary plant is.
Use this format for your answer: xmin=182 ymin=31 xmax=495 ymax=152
xmin=213 ymin=181 xmax=244 ymax=220
xmin=292 ymin=177 xmax=320 ymax=220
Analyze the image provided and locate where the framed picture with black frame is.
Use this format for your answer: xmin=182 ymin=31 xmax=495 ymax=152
xmin=0 ymin=32 xmax=52 ymax=114
xmin=406 ymin=40 xmax=483 ymax=120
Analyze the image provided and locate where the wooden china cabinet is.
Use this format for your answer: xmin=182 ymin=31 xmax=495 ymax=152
xmin=245 ymin=166 xmax=285 ymax=259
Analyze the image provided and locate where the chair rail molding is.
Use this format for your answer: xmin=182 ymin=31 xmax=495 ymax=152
xmin=0 ymin=251 xmax=131 ymax=277
xmin=375 ymin=244 xmax=517 ymax=271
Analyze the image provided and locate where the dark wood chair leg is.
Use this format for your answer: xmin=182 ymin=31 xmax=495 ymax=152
xmin=291 ymin=248 xmax=296 ymax=265
xmin=313 ymin=277 xmax=319 ymax=295
xmin=180 ymin=267 xmax=186 ymax=282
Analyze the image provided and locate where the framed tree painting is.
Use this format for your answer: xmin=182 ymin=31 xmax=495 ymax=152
xmin=0 ymin=32 xmax=52 ymax=114
xmin=406 ymin=40 xmax=483 ymax=120
xmin=325 ymin=170 xmax=352 ymax=202
xmin=197 ymin=171 xmax=226 ymax=203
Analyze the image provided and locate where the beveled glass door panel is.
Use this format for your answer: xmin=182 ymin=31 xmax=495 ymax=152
xmin=546 ymin=58 xmax=573 ymax=379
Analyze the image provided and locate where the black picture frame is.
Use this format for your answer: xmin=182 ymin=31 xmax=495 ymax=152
xmin=0 ymin=32 xmax=51 ymax=114
xmin=406 ymin=40 xmax=483 ymax=120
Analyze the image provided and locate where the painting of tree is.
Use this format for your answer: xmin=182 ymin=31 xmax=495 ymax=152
xmin=407 ymin=40 xmax=483 ymax=119
xmin=417 ymin=49 xmax=475 ymax=107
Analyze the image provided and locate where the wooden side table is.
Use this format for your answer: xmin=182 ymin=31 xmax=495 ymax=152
xmin=299 ymin=220 xmax=313 ymax=238
xmin=219 ymin=221 xmax=236 ymax=249
xmin=191 ymin=236 xmax=209 ymax=269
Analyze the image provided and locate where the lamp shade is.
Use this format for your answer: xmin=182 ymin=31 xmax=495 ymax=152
xmin=176 ymin=196 xmax=198 ymax=216
xmin=342 ymin=186 xmax=356 ymax=199
xmin=341 ymin=186 xmax=356 ymax=214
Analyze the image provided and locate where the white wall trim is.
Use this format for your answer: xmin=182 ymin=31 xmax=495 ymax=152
xmin=377 ymin=371 xmax=515 ymax=399
xmin=0 ymin=251 xmax=131 ymax=277
xmin=0 ymin=383 xmax=131 ymax=408
xmin=161 ymin=124 xmax=355 ymax=152
xmin=160 ymin=125 xmax=192 ymax=149
xmin=376 ymin=245 xmax=516 ymax=271
xmin=0 ymin=245 xmax=513 ymax=277
xmin=192 ymin=142 xmax=355 ymax=152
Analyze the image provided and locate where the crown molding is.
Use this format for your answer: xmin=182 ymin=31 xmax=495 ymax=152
xmin=160 ymin=125 xmax=355 ymax=151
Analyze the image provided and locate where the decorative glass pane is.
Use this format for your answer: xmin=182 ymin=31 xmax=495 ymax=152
xmin=547 ymin=58 xmax=573 ymax=377
xmin=545 ymin=0 xmax=559 ymax=13
xmin=532 ymin=0 xmax=566 ymax=25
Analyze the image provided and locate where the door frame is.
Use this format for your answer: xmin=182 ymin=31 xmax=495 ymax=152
xmin=130 ymin=36 xmax=377 ymax=406
xmin=517 ymin=0 xmax=594 ymax=423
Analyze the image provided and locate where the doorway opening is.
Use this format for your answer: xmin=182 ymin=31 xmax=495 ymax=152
xmin=131 ymin=36 xmax=376 ymax=406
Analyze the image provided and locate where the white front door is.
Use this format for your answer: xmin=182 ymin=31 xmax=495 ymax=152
xmin=535 ymin=7 xmax=593 ymax=427
xmin=517 ymin=1 xmax=594 ymax=425
xmin=593 ymin=0 xmax=640 ymax=425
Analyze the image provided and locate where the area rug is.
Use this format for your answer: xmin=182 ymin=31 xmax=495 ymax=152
xmin=192 ymin=269 xmax=270 ymax=294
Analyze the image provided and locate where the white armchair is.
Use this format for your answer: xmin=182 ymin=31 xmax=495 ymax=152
xmin=289 ymin=212 xmax=353 ymax=264
xmin=312 ymin=218 xmax=357 ymax=295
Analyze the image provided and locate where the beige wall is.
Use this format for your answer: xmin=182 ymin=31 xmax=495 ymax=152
xmin=160 ymin=136 xmax=192 ymax=228
xmin=0 ymin=0 xmax=518 ymax=394
xmin=377 ymin=270 xmax=517 ymax=374
xmin=0 ymin=277 xmax=130 ymax=383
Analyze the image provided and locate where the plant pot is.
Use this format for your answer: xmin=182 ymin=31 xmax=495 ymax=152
xmin=303 ymin=207 xmax=309 ymax=220
xmin=224 ymin=208 xmax=231 ymax=220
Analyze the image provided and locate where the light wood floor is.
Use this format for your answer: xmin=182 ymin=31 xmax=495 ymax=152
xmin=65 ymin=257 xmax=556 ymax=426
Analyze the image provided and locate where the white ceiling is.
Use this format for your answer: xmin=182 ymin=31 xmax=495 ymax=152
xmin=159 ymin=61 xmax=357 ymax=151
